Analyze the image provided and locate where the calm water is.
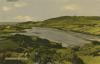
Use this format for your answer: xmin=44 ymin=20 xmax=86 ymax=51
xmin=16 ymin=27 xmax=99 ymax=47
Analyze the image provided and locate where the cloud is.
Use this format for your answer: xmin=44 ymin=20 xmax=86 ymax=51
xmin=2 ymin=6 xmax=12 ymax=11
xmin=14 ymin=2 xmax=27 ymax=8
xmin=14 ymin=16 xmax=34 ymax=21
xmin=1 ymin=2 xmax=27 ymax=12
xmin=62 ymin=4 xmax=80 ymax=11
xmin=6 ymin=0 xmax=19 ymax=2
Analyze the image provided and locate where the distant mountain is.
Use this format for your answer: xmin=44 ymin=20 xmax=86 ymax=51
xmin=45 ymin=16 xmax=100 ymax=21
xmin=43 ymin=16 xmax=100 ymax=23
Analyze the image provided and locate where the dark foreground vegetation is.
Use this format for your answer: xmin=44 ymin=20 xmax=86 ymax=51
xmin=0 ymin=34 xmax=100 ymax=64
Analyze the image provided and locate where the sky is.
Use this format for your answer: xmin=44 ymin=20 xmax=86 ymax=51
xmin=0 ymin=0 xmax=100 ymax=22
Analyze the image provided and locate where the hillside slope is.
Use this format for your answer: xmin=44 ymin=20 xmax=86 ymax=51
xmin=39 ymin=16 xmax=100 ymax=35
xmin=18 ymin=16 xmax=100 ymax=35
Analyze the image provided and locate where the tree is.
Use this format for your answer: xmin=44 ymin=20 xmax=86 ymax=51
xmin=72 ymin=54 xmax=84 ymax=64
xmin=10 ymin=34 xmax=34 ymax=48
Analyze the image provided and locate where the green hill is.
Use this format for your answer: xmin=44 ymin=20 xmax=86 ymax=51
xmin=15 ymin=16 xmax=100 ymax=35
xmin=38 ymin=16 xmax=100 ymax=35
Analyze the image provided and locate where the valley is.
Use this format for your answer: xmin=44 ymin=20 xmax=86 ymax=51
xmin=0 ymin=16 xmax=100 ymax=64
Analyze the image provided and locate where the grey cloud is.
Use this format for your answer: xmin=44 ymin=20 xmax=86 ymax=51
xmin=0 ymin=0 xmax=100 ymax=22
